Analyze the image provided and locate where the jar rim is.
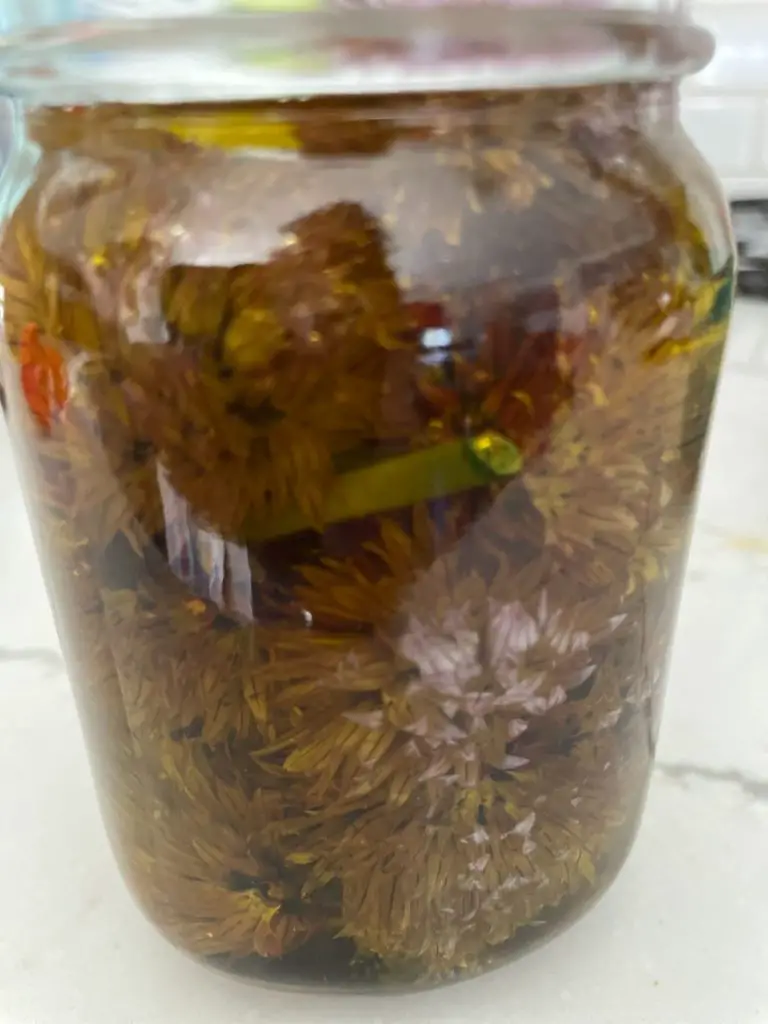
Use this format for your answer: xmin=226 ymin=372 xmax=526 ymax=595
xmin=0 ymin=6 xmax=713 ymax=107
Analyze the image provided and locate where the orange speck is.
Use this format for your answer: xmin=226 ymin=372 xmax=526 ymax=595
xmin=185 ymin=599 xmax=208 ymax=617
xmin=19 ymin=323 xmax=68 ymax=433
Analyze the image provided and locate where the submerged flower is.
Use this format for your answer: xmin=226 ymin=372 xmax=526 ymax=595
xmin=397 ymin=612 xmax=481 ymax=696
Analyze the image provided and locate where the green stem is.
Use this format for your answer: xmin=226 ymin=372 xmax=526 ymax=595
xmin=251 ymin=432 xmax=522 ymax=541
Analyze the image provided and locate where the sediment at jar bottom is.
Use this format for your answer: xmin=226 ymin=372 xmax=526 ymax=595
xmin=0 ymin=89 xmax=732 ymax=985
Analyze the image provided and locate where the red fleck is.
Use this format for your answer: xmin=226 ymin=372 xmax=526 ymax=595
xmin=19 ymin=323 xmax=68 ymax=433
xmin=408 ymin=301 xmax=447 ymax=332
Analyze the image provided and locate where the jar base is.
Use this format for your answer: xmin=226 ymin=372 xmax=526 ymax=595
xmin=195 ymin=805 xmax=646 ymax=994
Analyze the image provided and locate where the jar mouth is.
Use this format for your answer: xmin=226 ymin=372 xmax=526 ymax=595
xmin=0 ymin=6 xmax=713 ymax=107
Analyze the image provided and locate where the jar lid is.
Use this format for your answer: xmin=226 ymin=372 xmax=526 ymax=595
xmin=0 ymin=4 xmax=713 ymax=106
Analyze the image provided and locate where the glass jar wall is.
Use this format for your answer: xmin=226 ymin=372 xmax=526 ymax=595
xmin=0 ymin=7 xmax=733 ymax=991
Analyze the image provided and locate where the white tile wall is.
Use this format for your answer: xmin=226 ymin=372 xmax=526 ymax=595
xmin=683 ymin=95 xmax=760 ymax=172
xmin=683 ymin=3 xmax=768 ymax=198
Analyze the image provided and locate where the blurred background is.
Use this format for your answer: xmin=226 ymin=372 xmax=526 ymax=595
xmin=682 ymin=2 xmax=768 ymax=292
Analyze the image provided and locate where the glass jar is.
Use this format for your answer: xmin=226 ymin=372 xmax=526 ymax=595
xmin=0 ymin=2 xmax=734 ymax=991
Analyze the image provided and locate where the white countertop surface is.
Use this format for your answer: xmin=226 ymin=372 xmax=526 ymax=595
xmin=1 ymin=300 xmax=767 ymax=1024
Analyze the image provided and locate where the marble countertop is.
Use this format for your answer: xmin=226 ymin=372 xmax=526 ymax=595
xmin=1 ymin=300 xmax=767 ymax=1024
